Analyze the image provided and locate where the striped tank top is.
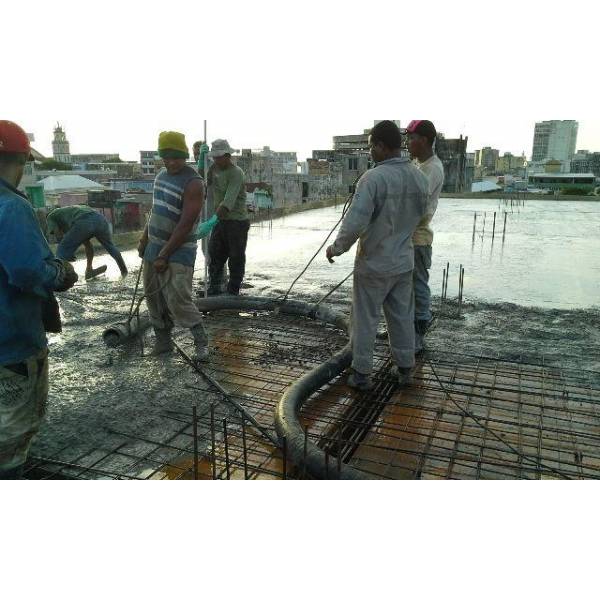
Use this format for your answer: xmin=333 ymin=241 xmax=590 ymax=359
xmin=145 ymin=166 xmax=203 ymax=266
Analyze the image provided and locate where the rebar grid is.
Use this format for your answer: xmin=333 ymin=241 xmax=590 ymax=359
xmin=26 ymin=309 xmax=600 ymax=480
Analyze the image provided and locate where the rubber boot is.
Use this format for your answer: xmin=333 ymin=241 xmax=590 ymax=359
xmin=191 ymin=323 xmax=209 ymax=363
xmin=391 ymin=365 xmax=413 ymax=389
xmin=150 ymin=327 xmax=174 ymax=356
xmin=347 ymin=369 xmax=374 ymax=392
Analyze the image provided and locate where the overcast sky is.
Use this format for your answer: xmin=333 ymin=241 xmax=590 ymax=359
xmin=4 ymin=1 xmax=598 ymax=162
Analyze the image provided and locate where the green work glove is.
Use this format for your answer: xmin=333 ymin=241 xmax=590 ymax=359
xmin=196 ymin=214 xmax=219 ymax=239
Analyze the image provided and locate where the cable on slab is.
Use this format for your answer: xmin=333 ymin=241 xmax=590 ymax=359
xmin=172 ymin=340 xmax=281 ymax=449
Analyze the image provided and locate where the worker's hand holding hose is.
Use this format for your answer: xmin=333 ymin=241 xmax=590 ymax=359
xmin=153 ymin=256 xmax=169 ymax=274
xmin=137 ymin=238 xmax=148 ymax=259
xmin=326 ymin=245 xmax=336 ymax=264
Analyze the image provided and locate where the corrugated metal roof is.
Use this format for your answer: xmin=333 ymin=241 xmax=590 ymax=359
xmin=39 ymin=175 xmax=104 ymax=192
xmin=471 ymin=180 xmax=502 ymax=192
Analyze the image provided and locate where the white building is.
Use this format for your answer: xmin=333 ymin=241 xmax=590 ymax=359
xmin=531 ymin=120 xmax=578 ymax=166
xmin=52 ymin=123 xmax=71 ymax=164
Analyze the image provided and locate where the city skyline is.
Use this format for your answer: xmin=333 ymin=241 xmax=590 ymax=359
xmin=17 ymin=117 xmax=600 ymax=164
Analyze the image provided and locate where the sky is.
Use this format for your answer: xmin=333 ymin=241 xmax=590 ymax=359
xmin=3 ymin=1 xmax=599 ymax=163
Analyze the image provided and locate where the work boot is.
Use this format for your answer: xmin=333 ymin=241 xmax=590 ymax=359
xmin=392 ymin=366 xmax=413 ymax=389
xmin=150 ymin=327 xmax=174 ymax=356
xmin=347 ymin=369 xmax=374 ymax=392
xmin=85 ymin=265 xmax=108 ymax=280
xmin=191 ymin=324 xmax=209 ymax=363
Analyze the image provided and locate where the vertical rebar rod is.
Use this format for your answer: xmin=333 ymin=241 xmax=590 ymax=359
xmin=223 ymin=418 xmax=231 ymax=480
xmin=492 ymin=212 xmax=497 ymax=242
xmin=337 ymin=427 xmax=343 ymax=474
xmin=282 ymin=436 xmax=287 ymax=480
xmin=472 ymin=212 xmax=477 ymax=243
xmin=502 ymin=211 xmax=508 ymax=243
xmin=482 ymin=212 xmax=486 ymax=237
xmin=210 ymin=404 xmax=217 ymax=480
xmin=192 ymin=405 xmax=199 ymax=480
xmin=303 ymin=426 xmax=308 ymax=479
xmin=442 ymin=269 xmax=446 ymax=303
xmin=241 ymin=413 xmax=249 ymax=480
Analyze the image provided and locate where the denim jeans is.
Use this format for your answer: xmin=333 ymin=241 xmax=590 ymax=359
xmin=57 ymin=213 xmax=126 ymax=272
xmin=413 ymin=245 xmax=433 ymax=322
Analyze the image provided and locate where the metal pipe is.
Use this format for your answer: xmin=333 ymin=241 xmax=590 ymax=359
xmin=103 ymin=316 xmax=151 ymax=348
xmin=192 ymin=405 xmax=199 ymax=480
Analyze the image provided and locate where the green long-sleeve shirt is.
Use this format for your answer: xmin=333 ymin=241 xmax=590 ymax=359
xmin=212 ymin=164 xmax=248 ymax=221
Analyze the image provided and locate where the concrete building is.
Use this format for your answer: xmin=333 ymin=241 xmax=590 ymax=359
xmin=528 ymin=172 xmax=595 ymax=193
xmin=108 ymin=179 xmax=155 ymax=194
xmin=84 ymin=162 xmax=142 ymax=178
xmin=71 ymin=153 xmax=120 ymax=166
xmin=474 ymin=147 xmax=500 ymax=174
xmin=235 ymin=147 xmax=298 ymax=183
xmin=570 ymin=151 xmax=600 ymax=177
xmin=531 ymin=120 xmax=578 ymax=164
xmin=437 ymin=134 xmax=471 ymax=193
xmin=140 ymin=150 xmax=162 ymax=176
xmin=495 ymin=152 xmax=527 ymax=175
xmin=52 ymin=123 xmax=71 ymax=164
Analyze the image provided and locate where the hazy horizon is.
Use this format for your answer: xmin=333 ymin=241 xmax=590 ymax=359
xmin=18 ymin=118 xmax=600 ymax=164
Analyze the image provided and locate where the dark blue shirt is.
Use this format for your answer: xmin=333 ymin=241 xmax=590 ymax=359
xmin=0 ymin=178 xmax=63 ymax=365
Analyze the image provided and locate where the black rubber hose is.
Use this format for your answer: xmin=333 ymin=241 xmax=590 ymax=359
xmin=102 ymin=294 xmax=370 ymax=478
xmin=274 ymin=345 xmax=372 ymax=480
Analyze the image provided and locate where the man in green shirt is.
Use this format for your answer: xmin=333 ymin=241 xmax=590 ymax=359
xmin=207 ymin=139 xmax=250 ymax=296
xmin=47 ymin=205 xmax=128 ymax=279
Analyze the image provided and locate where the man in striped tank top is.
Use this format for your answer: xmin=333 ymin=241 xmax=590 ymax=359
xmin=137 ymin=131 xmax=209 ymax=361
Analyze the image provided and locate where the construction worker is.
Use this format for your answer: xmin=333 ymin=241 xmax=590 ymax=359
xmin=137 ymin=131 xmax=209 ymax=361
xmin=406 ymin=120 xmax=445 ymax=353
xmin=207 ymin=139 xmax=249 ymax=296
xmin=326 ymin=121 xmax=429 ymax=391
xmin=46 ymin=205 xmax=128 ymax=279
xmin=0 ymin=120 xmax=78 ymax=479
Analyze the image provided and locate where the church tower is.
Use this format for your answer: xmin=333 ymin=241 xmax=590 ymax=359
xmin=52 ymin=123 xmax=71 ymax=163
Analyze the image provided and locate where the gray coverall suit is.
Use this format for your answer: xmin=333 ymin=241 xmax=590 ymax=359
xmin=330 ymin=157 xmax=429 ymax=375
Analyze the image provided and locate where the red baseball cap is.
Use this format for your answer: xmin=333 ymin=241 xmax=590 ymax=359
xmin=406 ymin=120 xmax=437 ymax=144
xmin=0 ymin=120 xmax=33 ymax=159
